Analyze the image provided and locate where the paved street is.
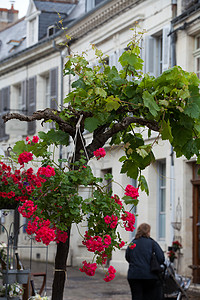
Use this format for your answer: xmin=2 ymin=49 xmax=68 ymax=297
xmin=28 ymin=261 xmax=200 ymax=299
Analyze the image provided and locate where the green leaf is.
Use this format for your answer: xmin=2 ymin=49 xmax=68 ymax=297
xmin=12 ymin=140 xmax=27 ymax=155
xmin=38 ymin=130 xmax=69 ymax=146
xmin=85 ymin=117 xmax=100 ymax=132
xmin=136 ymin=148 xmax=148 ymax=158
xmin=94 ymin=87 xmax=107 ymax=98
xmin=119 ymin=52 xmax=143 ymax=70
xmin=119 ymin=156 xmax=126 ymax=162
xmin=121 ymin=160 xmax=138 ymax=179
xmin=138 ymin=175 xmax=149 ymax=195
xmin=105 ymin=96 xmax=120 ymax=111
xmin=72 ymin=78 xmax=86 ymax=89
xmin=161 ymin=119 xmax=173 ymax=142
xmin=142 ymin=91 xmax=160 ymax=117
xmin=184 ymin=96 xmax=200 ymax=119
xmin=122 ymin=196 xmax=139 ymax=205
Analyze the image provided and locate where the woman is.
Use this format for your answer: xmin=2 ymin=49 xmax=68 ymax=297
xmin=125 ymin=223 xmax=165 ymax=300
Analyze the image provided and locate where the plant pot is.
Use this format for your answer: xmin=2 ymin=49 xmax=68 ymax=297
xmin=16 ymin=269 xmax=30 ymax=284
xmin=2 ymin=270 xmax=17 ymax=284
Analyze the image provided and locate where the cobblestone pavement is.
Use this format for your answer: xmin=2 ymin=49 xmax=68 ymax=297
xmin=27 ymin=261 xmax=200 ymax=299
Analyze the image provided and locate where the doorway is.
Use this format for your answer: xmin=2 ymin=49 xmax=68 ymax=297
xmin=192 ymin=163 xmax=200 ymax=283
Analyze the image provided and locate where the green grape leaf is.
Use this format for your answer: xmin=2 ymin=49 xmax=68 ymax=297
xmin=161 ymin=119 xmax=173 ymax=142
xmin=142 ymin=91 xmax=160 ymax=117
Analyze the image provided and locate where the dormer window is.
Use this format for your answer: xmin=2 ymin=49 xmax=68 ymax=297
xmin=86 ymin=0 xmax=103 ymax=12
xmin=25 ymin=1 xmax=40 ymax=47
xmin=30 ymin=17 xmax=36 ymax=44
xmin=47 ymin=25 xmax=55 ymax=37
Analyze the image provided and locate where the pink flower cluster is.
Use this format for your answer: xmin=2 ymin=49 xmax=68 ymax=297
xmin=104 ymin=266 xmax=116 ymax=282
xmin=119 ymin=241 xmax=125 ymax=248
xmin=37 ymin=165 xmax=55 ymax=177
xmin=129 ymin=243 xmax=136 ymax=249
xmin=55 ymin=229 xmax=68 ymax=243
xmin=125 ymin=185 xmax=139 ymax=199
xmin=79 ymin=260 xmax=97 ymax=276
xmin=18 ymin=200 xmax=37 ymax=218
xmin=26 ymin=136 xmax=39 ymax=144
xmin=18 ymin=151 xmax=33 ymax=165
xmin=93 ymin=148 xmax=106 ymax=160
xmin=26 ymin=218 xmax=56 ymax=246
xmin=121 ymin=211 xmax=135 ymax=232
xmin=111 ymin=194 xmax=123 ymax=209
xmin=104 ymin=215 xmax=118 ymax=228
xmin=82 ymin=231 xmax=111 ymax=253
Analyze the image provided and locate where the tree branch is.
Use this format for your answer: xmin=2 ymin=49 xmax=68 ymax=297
xmin=86 ymin=116 xmax=160 ymax=158
xmin=3 ymin=109 xmax=76 ymax=137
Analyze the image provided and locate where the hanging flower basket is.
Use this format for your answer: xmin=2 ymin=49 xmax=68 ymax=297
xmin=16 ymin=269 xmax=30 ymax=284
xmin=2 ymin=270 xmax=17 ymax=285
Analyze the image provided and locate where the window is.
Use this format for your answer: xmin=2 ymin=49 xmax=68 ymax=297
xmin=101 ymin=168 xmax=112 ymax=194
xmin=27 ymin=77 xmax=36 ymax=135
xmin=17 ymin=82 xmax=26 ymax=113
xmin=30 ymin=18 xmax=36 ymax=44
xmin=157 ymin=160 xmax=166 ymax=239
xmin=145 ymin=26 xmax=170 ymax=77
xmin=194 ymin=36 xmax=200 ymax=79
xmin=45 ymin=75 xmax=50 ymax=107
xmin=47 ymin=25 xmax=55 ymax=37
xmin=86 ymin=0 xmax=103 ymax=12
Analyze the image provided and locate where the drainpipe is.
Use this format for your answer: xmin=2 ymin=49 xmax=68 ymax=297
xmin=170 ymin=0 xmax=177 ymax=244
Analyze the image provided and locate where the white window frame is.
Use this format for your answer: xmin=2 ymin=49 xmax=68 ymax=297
xmin=157 ymin=159 xmax=166 ymax=240
xmin=194 ymin=35 xmax=200 ymax=79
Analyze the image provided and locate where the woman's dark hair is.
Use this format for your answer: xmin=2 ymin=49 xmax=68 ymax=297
xmin=135 ymin=223 xmax=151 ymax=239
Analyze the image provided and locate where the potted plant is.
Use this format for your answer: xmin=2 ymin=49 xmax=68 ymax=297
xmin=172 ymin=240 xmax=182 ymax=252
xmin=28 ymin=295 xmax=50 ymax=300
xmin=167 ymin=250 xmax=177 ymax=263
xmin=0 ymin=282 xmax=23 ymax=299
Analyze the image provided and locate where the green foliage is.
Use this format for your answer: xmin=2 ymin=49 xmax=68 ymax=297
xmin=62 ymin=34 xmax=200 ymax=190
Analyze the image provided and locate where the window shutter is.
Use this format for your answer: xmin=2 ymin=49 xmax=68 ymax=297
xmin=140 ymin=39 xmax=145 ymax=73
xmin=109 ymin=52 xmax=117 ymax=68
xmin=86 ymin=0 xmax=95 ymax=12
xmin=145 ymin=35 xmax=156 ymax=76
xmin=0 ymin=87 xmax=10 ymax=141
xmin=50 ymin=68 xmax=58 ymax=110
xmin=21 ymin=80 xmax=27 ymax=113
xmin=27 ymin=77 xmax=36 ymax=135
xmin=162 ymin=25 xmax=170 ymax=72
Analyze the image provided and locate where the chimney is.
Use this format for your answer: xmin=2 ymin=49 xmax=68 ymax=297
xmin=0 ymin=3 xmax=19 ymax=31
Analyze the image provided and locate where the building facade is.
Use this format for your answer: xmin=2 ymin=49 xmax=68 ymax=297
xmin=0 ymin=0 xmax=200 ymax=283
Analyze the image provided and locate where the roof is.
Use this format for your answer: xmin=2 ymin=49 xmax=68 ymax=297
xmin=0 ymin=17 xmax=26 ymax=61
xmin=34 ymin=0 xmax=76 ymax=15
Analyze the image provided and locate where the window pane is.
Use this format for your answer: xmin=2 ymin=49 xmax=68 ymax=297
xmin=159 ymin=214 xmax=166 ymax=238
xmin=158 ymin=160 xmax=166 ymax=239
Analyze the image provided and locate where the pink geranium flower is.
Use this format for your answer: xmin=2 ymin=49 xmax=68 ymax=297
xmin=125 ymin=185 xmax=139 ymax=199
xmin=93 ymin=148 xmax=106 ymax=159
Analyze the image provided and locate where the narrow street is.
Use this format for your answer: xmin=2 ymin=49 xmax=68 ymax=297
xmin=28 ymin=261 xmax=200 ymax=299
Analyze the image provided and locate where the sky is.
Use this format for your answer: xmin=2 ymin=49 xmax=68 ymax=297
xmin=0 ymin=0 xmax=29 ymax=18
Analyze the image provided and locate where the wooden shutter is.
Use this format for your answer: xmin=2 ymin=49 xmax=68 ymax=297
xmin=145 ymin=35 xmax=156 ymax=76
xmin=50 ymin=68 xmax=58 ymax=110
xmin=21 ymin=80 xmax=27 ymax=113
xmin=0 ymin=87 xmax=10 ymax=141
xmin=27 ymin=77 xmax=36 ymax=135
xmin=86 ymin=0 xmax=95 ymax=11
xmin=162 ymin=25 xmax=170 ymax=72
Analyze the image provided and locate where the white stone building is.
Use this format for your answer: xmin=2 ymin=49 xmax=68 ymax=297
xmin=0 ymin=0 xmax=200 ymax=283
